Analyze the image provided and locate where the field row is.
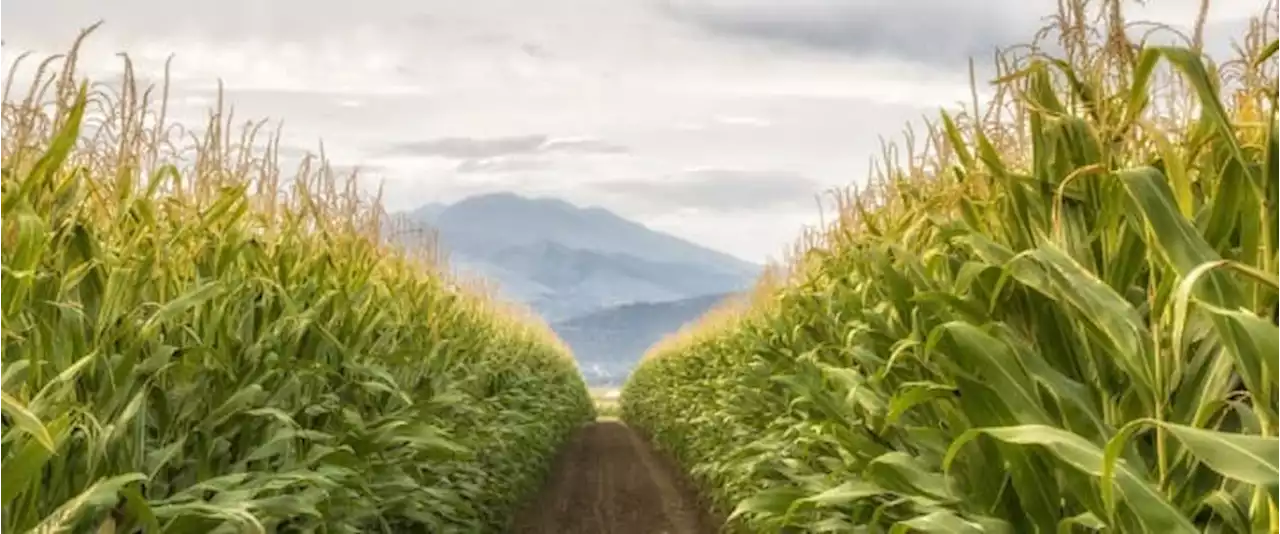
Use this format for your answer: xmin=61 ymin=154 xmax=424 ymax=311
xmin=622 ymin=2 xmax=1280 ymax=532
xmin=1 ymin=38 xmax=593 ymax=532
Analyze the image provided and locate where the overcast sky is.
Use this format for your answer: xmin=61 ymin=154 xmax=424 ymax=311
xmin=1 ymin=0 xmax=1264 ymax=263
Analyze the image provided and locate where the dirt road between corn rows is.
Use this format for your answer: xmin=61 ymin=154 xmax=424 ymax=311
xmin=511 ymin=420 xmax=720 ymax=534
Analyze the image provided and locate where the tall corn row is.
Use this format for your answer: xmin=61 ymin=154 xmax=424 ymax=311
xmin=1 ymin=31 xmax=594 ymax=533
xmin=622 ymin=0 xmax=1280 ymax=532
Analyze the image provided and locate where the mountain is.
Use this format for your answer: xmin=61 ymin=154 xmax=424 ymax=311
xmin=429 ymin=192 xmax=755 ymax=276
xmin=395 ymin=192 xmax=759 ymax=321
xmin=407 ymin=202 xmax=447 ymax=224
xmin=552 ymin=293 xmax=733 ymax=386
xmin=390 ymin=192 xmax=758 ymax=384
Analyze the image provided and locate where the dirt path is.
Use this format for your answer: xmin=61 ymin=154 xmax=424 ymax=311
xmin=511 ymin=420 xmax=719 ymax=534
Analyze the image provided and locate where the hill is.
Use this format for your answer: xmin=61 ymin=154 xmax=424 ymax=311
xmin=551 ymin=293 xmax=732 ymax=386
xmin=395 ymin=192 xmax=758 ymax=321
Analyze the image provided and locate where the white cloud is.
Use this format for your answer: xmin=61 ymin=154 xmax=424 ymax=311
xmin=592 ymin=167 xmax=823 ymax=213
xmin=713 ymin=115 xmax=771 ymax=127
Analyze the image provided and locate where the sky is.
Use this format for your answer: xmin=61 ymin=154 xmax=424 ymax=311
xmin=1 ymin=0 xmax=1267 ymax=263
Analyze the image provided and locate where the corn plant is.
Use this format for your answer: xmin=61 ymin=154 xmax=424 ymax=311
xmin=623 ymin=0 xmax=1279 ymax=532
xmin=1 ymin=31 xmax=593 ymax=533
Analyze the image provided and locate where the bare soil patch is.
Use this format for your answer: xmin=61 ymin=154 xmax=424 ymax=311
xmin=510 ymin=421 xmax=719 ymax=534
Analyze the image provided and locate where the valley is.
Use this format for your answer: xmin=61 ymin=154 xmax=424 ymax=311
xmin=390 ymin=193 xmax=754 ymax=385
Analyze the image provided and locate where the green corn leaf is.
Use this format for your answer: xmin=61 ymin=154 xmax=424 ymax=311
xmin=1 ymin=390 xmax=56 ymax=452
xmin=29 ymin=473 xmax=147 ymax=533
xmin=1107 ymin=420 xmax=1278 ymax=489
xmin=944 ymin=424 xmax=1199 ymax=533
xmin=890 ymin=510 xmax=985 ymax=534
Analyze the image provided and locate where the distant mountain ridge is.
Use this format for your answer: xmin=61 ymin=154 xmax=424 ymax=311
xmin=391 ymin=192 xmax=757 ymax=385
xmin=412 ymin=192 xmax=755 ymax=273
xmin=398 ymin=192 xmax=758 ymax=321
xmin=553 ymin=292 xmax=734 ymax=385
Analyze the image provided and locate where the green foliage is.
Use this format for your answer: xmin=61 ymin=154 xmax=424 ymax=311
xmin=622 ymin=2 xmax=1280 ymax=532
xmin=1 ymin=38 xmax=593 ymax=533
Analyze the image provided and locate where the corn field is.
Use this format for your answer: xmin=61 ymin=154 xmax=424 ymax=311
xmin=622 ymin=0 xmax=1280 ymax=532
xmin=1 ymin=30 xmax=593 ymax=533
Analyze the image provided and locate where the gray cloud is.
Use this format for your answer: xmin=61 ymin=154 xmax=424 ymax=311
xmin=455 ymin=156 xmax=555 ymax=174
xmin=539 ymin=137 xmax=629 ymax=154
xmin=660 ymin=0 xmax=1262 ymax=68
xmin=275 ymin=145 xmax=318 ymax=159
xmin=327 ymin=163 xmax=388 ymax=178
xmin=382 ymin=134 xmax=628 ymax=160
xmin=0 ymin=0 xmax=428 ymax=43
xmin=386 ymin=135 xmax=544 ymax=159
xmin=595 ymin=167 xmax=823 ymax=213
xmin=660 ymin=0 xmax=1042 ymax=67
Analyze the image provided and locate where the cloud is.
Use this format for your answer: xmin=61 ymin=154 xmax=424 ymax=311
xmin=594 ymin=167 xmax=824 ymax=213
xmin=713 ymin=115 xmax=771 ymax=127
xmin=327 ymin=163 xmax=388 ymax=178
xmin=385 ymin=135 xmax=545 ymax=159
xmin=275 ymin=145 xmax=319 ymax=159
xmin=661 ymin=0 xmax=1263 ymax=69
xmin=455 ymin=156 xmax=556 ymax=173
xmin=381 ymin=134 xmax=628 ymax=160
xmin=660 ymin=0 xmax=1042 ymax=67
xmin=538 ymin=136 xmax=629 ymax=154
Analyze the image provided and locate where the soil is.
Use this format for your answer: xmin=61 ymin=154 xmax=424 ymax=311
xmin=510 ymin=420 xmax=720 ymax=534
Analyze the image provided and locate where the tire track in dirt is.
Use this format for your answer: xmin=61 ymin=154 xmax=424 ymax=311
xmin=510 ymin=421 xmax=719 ymax=534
